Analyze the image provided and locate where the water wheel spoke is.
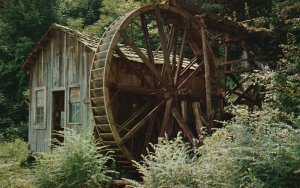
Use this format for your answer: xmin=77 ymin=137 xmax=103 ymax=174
xmin=162 ymin=26 xmax=177 ymax=79
xmin=140 ymin=13 xmax=155 ymax=65
xmin=171 ymin=29 xmax=178 ymax=70
xmin=192 ymin=101 xmax=205 ymax=139
xmin=154 ymin=5 xmax=172 ymax=83
xmin=119 ymin=100 xmax=154 ymax=132
xmin=172 ymin=108 xmax=195 ymax=143
xmin=167 ymin=26 xmax=177 ymax=54
xmin=143 ymin=112 xmax=157 ymax=153
xmin=174 ymin=23 xmax=189 ymax=86
xmin=180 ymin=57 xmax=198 ymax=76
xmin=177 ymin=61 xmax=203 ymax=89
xmin=120 ymin=31 xmax=170 ymax=89
xmin=121 ymin=101 xmax=165 ymax=143
xmin=181 ymin=99 xmax=188 ymax=123
xmin=159 ymin=98 xmax=174 ymax=137
xmin=106 ymin=82 xmax=162 ymax=95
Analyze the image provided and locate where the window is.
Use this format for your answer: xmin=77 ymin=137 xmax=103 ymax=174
xmin=36 ymin=89 xmax=45 ymax=124
xmin=69 ymin=87 xmax=81 ymax=123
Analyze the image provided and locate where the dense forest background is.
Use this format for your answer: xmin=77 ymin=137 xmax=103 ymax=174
xmin=0 ymin=0 xmax=299 ymax=141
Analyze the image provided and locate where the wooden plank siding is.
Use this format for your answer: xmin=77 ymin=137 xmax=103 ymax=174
xmin=28 ymin=29 xmax=95 ymax=152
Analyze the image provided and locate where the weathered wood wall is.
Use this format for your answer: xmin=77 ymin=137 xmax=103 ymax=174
xmin=28 ymin=30 xmax=95 ymax=152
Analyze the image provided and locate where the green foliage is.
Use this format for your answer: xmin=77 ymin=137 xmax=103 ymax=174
xmin=34 ymin=129 xmax=116 ymax=188
xmin=132 ymin=106 xmax=300 ymax=187
xmin=0 ymin=139 xmax=34 ymax=188
xmin=55 ymin=0 xmax=101 ymax=28
xmin=196 ymin=106 xmax=300 ymax=187
xmin=131 ymin=134 xmax=198 ymax=188
xmin=0 ymin=139 xmax=28 ymax=162
xmin=0 ymin=122 xmax=28 ymax=142
xmin=0 ymin=0 xmax=57 ymax=140
xmin=274 ymin=34 xmax=300 ymax=115
xmin=84 ymin=0 xmax=150 ymax=37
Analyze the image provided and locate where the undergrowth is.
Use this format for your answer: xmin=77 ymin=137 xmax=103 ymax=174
xmin=0 ymin=139 xmax=34 ymax=188
xmin=131 ymin=106 xmax=300 ymax=188
xmin=0 ymin=139 xmax=28 ymax=162
xmin=34 ymin=129 xmax=116 ymax=188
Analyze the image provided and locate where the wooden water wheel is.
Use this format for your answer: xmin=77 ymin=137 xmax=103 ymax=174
xmin=90 ymin=2 xmax=263 ymax=168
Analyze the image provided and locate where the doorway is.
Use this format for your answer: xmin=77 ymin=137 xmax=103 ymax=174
xmin=52 ymin=90 xmax=65 ymax=143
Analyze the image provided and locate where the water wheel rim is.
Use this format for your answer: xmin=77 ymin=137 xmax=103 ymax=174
xmin=90 ymin=3 xmax=261 ymax=167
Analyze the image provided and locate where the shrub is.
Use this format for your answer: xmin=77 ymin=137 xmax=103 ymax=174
xmin=131 ymin=134 xmax=199 ymax=188
xmin=131 ymin=106 xmax=300 ymax=188
xmin=2 ymin=122 xmax=28 ymax=141
xmin=0 ymin=139 xmax=28 ymax=162
xmin=34 ymin=129 xmax=116 ymax=188
xmin=196 ymin=106 xmax=300 ymax=187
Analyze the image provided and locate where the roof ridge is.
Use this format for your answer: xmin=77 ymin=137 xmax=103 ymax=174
xmin=23 ymin=23 xmax=100 ymax=70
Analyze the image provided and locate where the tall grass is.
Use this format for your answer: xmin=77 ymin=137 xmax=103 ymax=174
xmin=0 ymin=139 xmax=34 ymax=188
xmin=0 ymin=139 xmax=28 ymax=162
xmin=34 ymin=129 xmax=116 ymax=188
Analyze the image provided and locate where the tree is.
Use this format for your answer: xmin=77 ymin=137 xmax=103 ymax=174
xmin=84 ymin=0 xmax=151 ymax=37
xmin=0 ymin=0 xmax=57 ymax=140
xmin=55 ymin=0 xmax=101 ymax=31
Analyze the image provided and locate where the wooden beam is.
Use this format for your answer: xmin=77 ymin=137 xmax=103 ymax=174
xmin=177 ymin=62 xmax=203 ymax=89
xmin=143 ymin=112 xmax=157 ymax=153
xmin=228 ymin=74 xmax=244 ymax=92
xmin=221 ymin=83 xmax=258 ymax=106
xmin=234 ymin=84 xmax=255 ymax=105
xmin=200 ymin=18 xmax=213 ymax=126
xmin=161 ymin=26 xmax=177 ymax=80
xmin=120 ymin=32 xmax=171 ymax=89
xmin=171 ymin=27 xmax=178 ymax=70
xmin=140 ymin=14 xmax=155 ymax=65
xmin=172 ymin=108 xmax=195 ymax=144
xmin=174 ymin=23 xmax=189 ymax=86
xmin=220 ymin=58 xmax=257 ymax=66
xmin=169 ymin=0 xmax=250 ymax=35
xmin=105 ymin=82 xmax=162 ymax=95
xmin=154 ymin=5 xmax=173 ymax=83
xmin=181 ymin=99 xmax=188 ymax=123
xmin=159 ymin=98 xmax=173 ymax=137
xmin=224 ymin=68 xmax=254 ymax=74
xmin=118 ymin=100 xmax=153 ymax=132
xmin=180 ymin=57 xmax=198 ymax=76
xmin=121 ymin=101 xmax=165 ymax=143
xmin=192 ymin=102 xmax=205 ymax=139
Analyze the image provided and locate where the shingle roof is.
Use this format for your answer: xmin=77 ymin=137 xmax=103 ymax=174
xmin=24 ymin=23 xmax=194 ymax=71
xmin=23 ymin=23 xmax=100 ymax=70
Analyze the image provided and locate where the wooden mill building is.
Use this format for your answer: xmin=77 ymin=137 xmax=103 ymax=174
xmin=23 ymin=2 xmax=263 ymax=164
xmin=24 ymin=24 xmax=99 ymax=152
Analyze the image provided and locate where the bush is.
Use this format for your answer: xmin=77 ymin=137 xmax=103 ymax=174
xmin=195 ymin=106 xmax=300 ymax=187
xmin=131 ymin=134 xmax=199 ymax=188
xmin=34 ymin=129 xmax=116 ymax=188
xmin=131 ymin=106 xmax=300 ymax=188
xmin=0 ymin=139 xmax=28 ymax=162
xmin=1 ymin=122 xmax=28 ymax=142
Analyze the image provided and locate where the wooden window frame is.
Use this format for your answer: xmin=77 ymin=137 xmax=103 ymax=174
xmin=33 ymin=86 xmax=47 ymax=130
xmin=68 ymin=86 xmax=82 ymax=125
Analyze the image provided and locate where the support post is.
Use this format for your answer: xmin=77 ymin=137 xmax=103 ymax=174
xmin=200 ymin=18 xmax=213 ymax=127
